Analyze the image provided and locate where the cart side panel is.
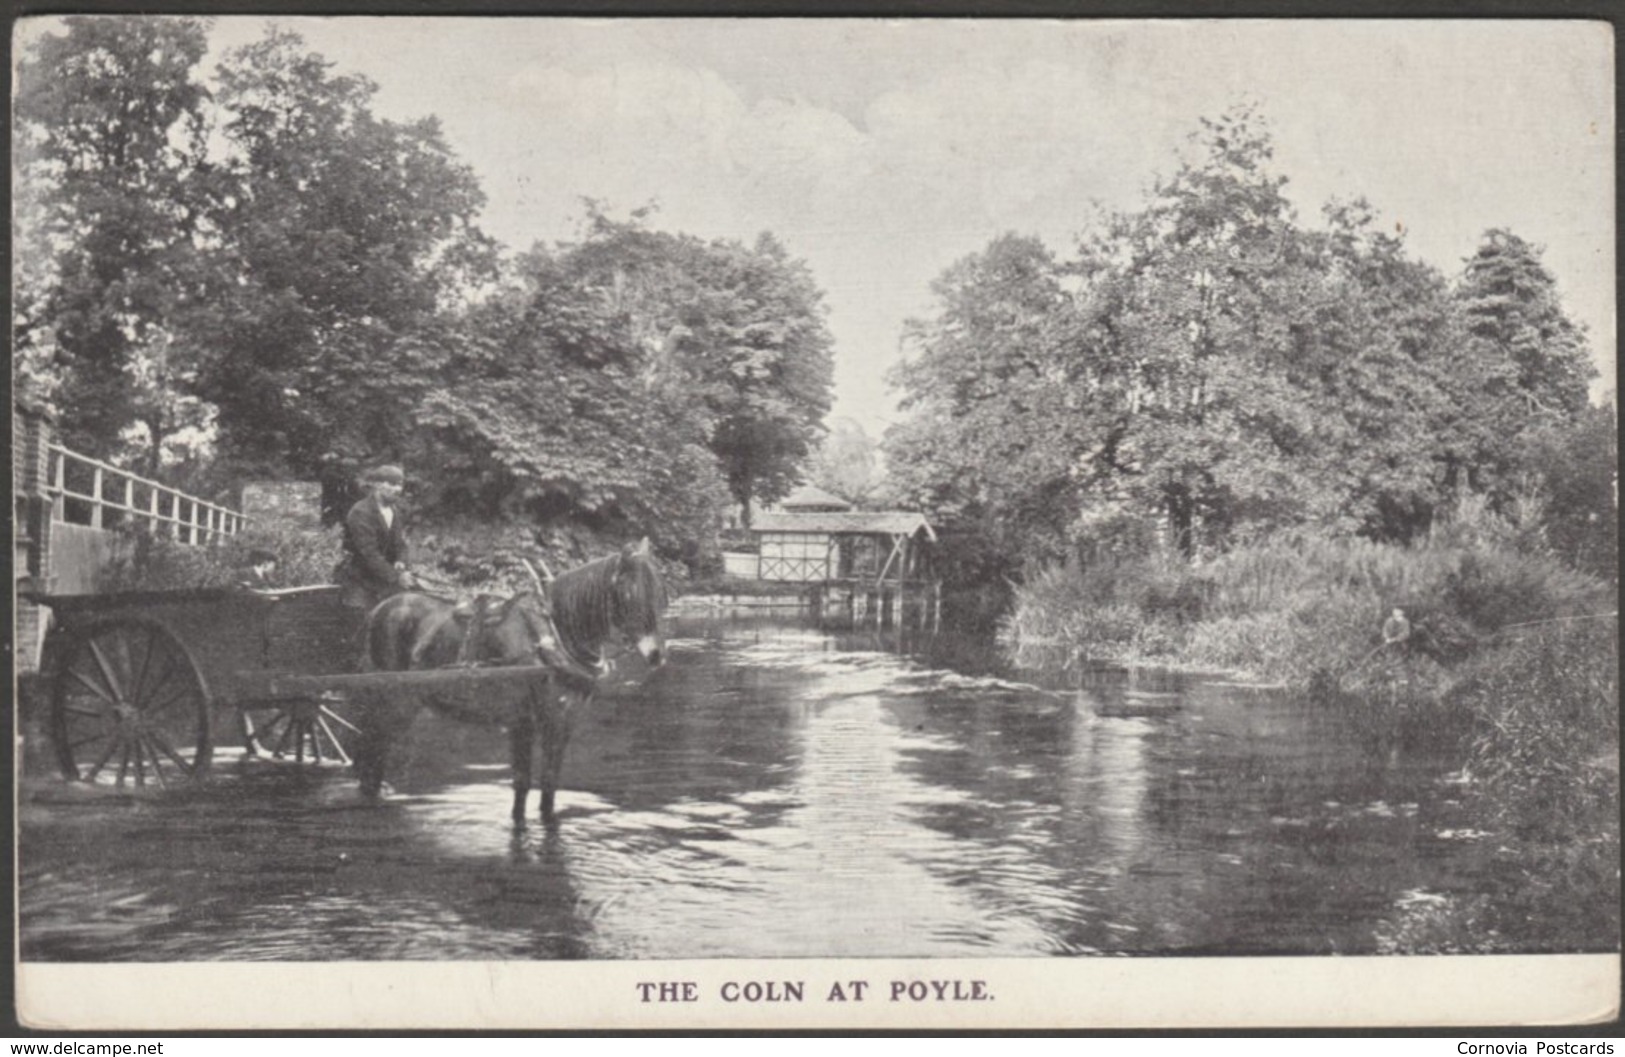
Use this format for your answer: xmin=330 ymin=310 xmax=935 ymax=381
xmin=261 ymin=587 xmax=357 ymax=676
xmin=39 ymin=592 xmax=269 ymax=707
xmin=39 ymin=588 xmax=355 ymax=703
xmin=126 ymin=597 xmax=274 ymax=704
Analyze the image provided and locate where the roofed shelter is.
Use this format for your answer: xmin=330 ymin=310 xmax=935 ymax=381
xmin=752 ymin=510 xmax=937 ymax=586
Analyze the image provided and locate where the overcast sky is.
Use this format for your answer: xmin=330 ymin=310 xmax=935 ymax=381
xmin=32 ymin=17 xmax=1616 ymax=437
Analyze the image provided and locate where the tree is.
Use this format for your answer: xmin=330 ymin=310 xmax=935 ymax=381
xmin=702 ymin=233 xmax=836 ymax=524
xmin=1269 ymin=199 xmax=1461 ymax=540
xmin=1445 ymin=229 xmax=1598 ymax=501
xmin=14 ymin=16 xmax=218 ymax=470
xmin=1457 ymin=229 xmax=1594 ymax=418
xmin=884 ymin=233 xmax=1078 ymax=568
xmin=886 ymin=106 xmax=1601 ymax=580
xmin=1072 ymin=106 xmax=1313 ymax=554
xmin=413 ymin=235 xmax=733 ymax=556
xmin=565 ymin=215 xmax=835 ymax=525
xmin=410 ymin=207 xmax=834 ymax=555
xmin=197 ymin=27 xmax=496 ymax=503
xmin=418 ymin=245 xmax=685 ymax=514
xmin=557 ymin=212 xmax=835 ymax=526
xmin=1521 ymin=399 xmax=1618 ymax=581
xmin=807 ymin=417 xmax=883 ymax=506
xmin=886 ymin=113 xmax=1318 ymax=565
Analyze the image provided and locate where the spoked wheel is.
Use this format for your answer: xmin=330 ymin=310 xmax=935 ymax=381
xmin=49 ymin=619 xmax=213 ymax=786
xmin=243 ymin=693 xmax=358 ymax=767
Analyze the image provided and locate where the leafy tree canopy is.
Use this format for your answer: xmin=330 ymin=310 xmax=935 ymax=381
xmin=16 ymin=24 xmax=835 ymax=561
xmin=885 ymin=105 xmax=1604 ymax=579
xmin=14 ymin=16 xmax=217 ymax=469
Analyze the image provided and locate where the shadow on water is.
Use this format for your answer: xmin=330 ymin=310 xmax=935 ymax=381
xmin=20 ymin=609 xmax=1515 ymax=960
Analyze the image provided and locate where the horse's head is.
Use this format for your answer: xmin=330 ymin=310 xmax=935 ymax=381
xmin=609 ymin=537 xmax=667 ymax=668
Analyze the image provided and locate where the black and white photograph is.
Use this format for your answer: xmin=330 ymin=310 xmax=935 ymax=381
xmin=11 ymin=15 xmax=1619 ymax=1030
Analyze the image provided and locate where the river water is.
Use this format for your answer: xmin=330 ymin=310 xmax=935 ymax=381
xmin=19 ymin=609 xmax=1510 ymax=961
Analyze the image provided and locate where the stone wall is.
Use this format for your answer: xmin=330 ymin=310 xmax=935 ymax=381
xmin=241 ymin=481 xmax=323 ymax=533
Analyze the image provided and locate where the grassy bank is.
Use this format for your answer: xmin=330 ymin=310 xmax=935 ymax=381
xmin=1007 ymin=526 xmax=1607 ymax=680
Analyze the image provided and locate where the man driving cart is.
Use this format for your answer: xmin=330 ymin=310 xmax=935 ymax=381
xmin=334 ymin=464 xmax=419 ymax=618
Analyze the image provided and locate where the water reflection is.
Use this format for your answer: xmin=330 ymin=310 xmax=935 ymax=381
xmin=21 ymin=611 xmax=1502 ymax=960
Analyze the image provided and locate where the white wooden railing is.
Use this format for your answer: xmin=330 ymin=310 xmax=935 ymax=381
xmin=48 ymin=443 xmax=245 ymax=544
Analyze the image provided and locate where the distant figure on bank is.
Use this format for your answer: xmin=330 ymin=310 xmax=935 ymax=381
xmin=1381 ymin=607 xmax=1411 ymax=648
xmin=335 ymin=464 xmax=416 ymax=616
xmin=238 ymin=549 xmax=280 ymax=590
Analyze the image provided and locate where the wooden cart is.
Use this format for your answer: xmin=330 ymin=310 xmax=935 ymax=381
xmin=34 ymin=585 xmax=551 ymax=787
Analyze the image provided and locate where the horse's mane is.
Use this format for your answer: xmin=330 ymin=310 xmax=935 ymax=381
xmin=549 ymin=551 xmax=665 ymax=669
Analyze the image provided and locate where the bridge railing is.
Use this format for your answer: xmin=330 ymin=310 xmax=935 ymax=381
xmin=47 ymin=444 xmax=246 ymax=545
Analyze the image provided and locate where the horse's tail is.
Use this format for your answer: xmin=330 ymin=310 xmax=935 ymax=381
xmin=358 ymin=596 xmax=392 ymax=673
xmin=361 ymin=593 xmax=433 ymax=674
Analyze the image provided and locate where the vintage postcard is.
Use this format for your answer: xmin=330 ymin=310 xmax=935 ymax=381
xmin=12 ymin=16 xmax=1618 ymax=1031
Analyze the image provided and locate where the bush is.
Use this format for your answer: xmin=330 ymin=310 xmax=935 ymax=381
xmin=1442 ymin=549 xmax=1606 ymax=634
xmin=1184 ymin=610 xmax=1331 ymax=683
xmin=411 ymin=518 xmax=571 ymax=594
xmin=98 ymin=516 xmax=694 ymax=600
xmin=1005 ymin=518 xmax=1609 ymax=689
xmin=1001 ymin=550 xmax=1222 ymax=669
xmin=1452 ymin=620 xmax=1619 ymax=841
xmin=101 ymin=523 xmax=342 ymax=592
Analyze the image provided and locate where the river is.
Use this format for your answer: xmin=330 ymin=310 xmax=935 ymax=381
xmin=18 ymin=609 xmax=1505 ymax=961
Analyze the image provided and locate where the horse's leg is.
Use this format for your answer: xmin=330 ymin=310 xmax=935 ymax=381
xmin=539 ymin=687 xmax=580 ymax=828
xmin=356 ymin=716 xmax=387 ymax=800
xmin=354 ymin=691 xmax=419 ymax=801
xmin=510 ymin=693 xmax=535 ymax=826
xmin=358 ymin=752 xmax=384 ymax=799
xmin=537 ymin=710 xmax=557 ymax=827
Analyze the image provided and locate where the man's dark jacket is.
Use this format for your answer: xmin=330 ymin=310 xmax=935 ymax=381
xmin=335 ymin=495 xmax=408 ymax=609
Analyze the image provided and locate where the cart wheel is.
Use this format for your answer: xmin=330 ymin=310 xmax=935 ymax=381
xmin=244 ymin=694 xmax=359 ymax=767
xmin=49 ymin=619 xmax=213 ymax=786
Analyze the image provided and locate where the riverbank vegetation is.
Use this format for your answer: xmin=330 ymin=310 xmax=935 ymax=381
xmin=1005 ymin=500 xmax=1608 ymax=688
xmin=885 ymin=106 xmax=1617 ymax=950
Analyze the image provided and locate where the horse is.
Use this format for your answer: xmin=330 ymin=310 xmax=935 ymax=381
xmin=356 ymin=542 xmax=668 ymax=828
xmin=353 ymin=558 xmax=563 ymax=801
xmin=508 ymin=538 xmax=668 ymax=826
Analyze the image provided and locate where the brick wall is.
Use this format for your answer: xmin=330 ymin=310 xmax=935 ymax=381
xmin=15 ymin=600 xmax=44 ymax=673
xmin=14 ymin=406 xmax=53 ymax=670
xmin=14 ymin=401 xmax=50 ymax=498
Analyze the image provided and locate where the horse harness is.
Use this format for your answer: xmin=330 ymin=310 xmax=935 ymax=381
xmin=447 ymin=589 xmax=604 ymax=692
